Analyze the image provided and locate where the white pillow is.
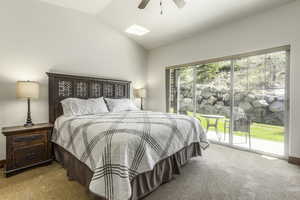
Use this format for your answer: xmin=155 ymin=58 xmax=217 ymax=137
xmin=86 ymin=97 xmax=109 ymax=114
xmin=61 ymin=97 xmax=109 ymax=116
xmin=105 ymin=98 xmax=139 ymax=112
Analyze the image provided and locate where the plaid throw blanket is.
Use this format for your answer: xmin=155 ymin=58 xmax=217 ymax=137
xmin=53 ymin=111 xmax=208 ymax=200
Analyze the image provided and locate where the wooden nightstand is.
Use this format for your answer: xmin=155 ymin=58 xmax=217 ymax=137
xmin=2 ymin=123 xmax=53 ymax=177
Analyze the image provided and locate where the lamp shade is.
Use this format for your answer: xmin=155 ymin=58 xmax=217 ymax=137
xmin=16 ymin=81 xmax=39 ymax=99
xmin=134 ymin=88 xmax=146 ymax=98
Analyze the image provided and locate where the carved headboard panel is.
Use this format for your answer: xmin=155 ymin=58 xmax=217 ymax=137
xmin=47 ymin=73 xmax=131 ymax=124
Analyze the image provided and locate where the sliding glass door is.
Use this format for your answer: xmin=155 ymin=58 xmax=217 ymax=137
xmin=166 ymin=47 xmax=290 ymax=157
xmin=194 ymin=61 xmax=231 ymax=144
xmin=232 ymin=51 xmax=288 ymax=155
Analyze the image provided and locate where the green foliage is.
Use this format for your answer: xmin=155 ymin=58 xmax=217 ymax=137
xmin=177 ymin=51 xmax=286 ymax=91
xmin=196 ymin=63 xmax=222 ymax=84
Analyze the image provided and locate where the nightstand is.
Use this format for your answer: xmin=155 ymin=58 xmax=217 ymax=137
xmin=2 ymin=123 xmax=53 ymax=177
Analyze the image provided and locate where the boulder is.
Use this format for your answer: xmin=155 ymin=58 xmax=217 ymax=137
xmin=234 ymin=93 xmax=245 ymax=102
xmin=207 ymin=96 xmax=217 ymax=105
xmin=252 ymin=108 xmax=266 ymax=123
xmin=223 ymin=93 xmax=230 ymax=102
xmin=182 ymin=98 xmax=193 ymax=105
xmin=266 ymin=95 xmax=275 ymax=103
xmin=181 ymin=89 xmax=192 ymax=98
xmin=245 ymin=94 xmax=256 ymax=102
xmin=197 ymin=105 xmax=217 ymax=115
xmin=201 ymin=99 xmax=209 ymax=106
xmin=219 ymin=88 xmax=229 ymax=94
xmin=252 ymin=99 xmax=269 ymax=108
xmin=276 ymin=95 xmax=285 ymax=101
xmin=255 ymin=94 xmax=265 ymax=100
xmin=216 ymin=92 xmax=224 ymax=99
xmin=179 ymin=98 xmax=194 ymax=113
xmin=196 ymin=95 xmax=203 ymax=104
xmin=209 ymin=86 xmax=218 ymax=93
xmin=215 ymin=101 xmax=225 ymax=106
xmin=216 ymin=106 xmax=230 ymax=118
xmin=269 ymin=101 xmax=284 ymax=112
xmin=195 ymin=91 xmax=202 ymax=96
xmin=238 ymin=102 xmax=252 ymax=111
xmin=179 ymin=104 xmax=193 ymax=113
xmin=233 ymin=107 xmax=246 ymax=120
xmin=202 ymin=89 xmax=213 ymax=99
xmin=180 ymin=84 xmax=284 ymax=126
xmin=264 ymin=112 xmax=284 ymax=126
xmin=196 ymin=84 xmax=205 ymax=90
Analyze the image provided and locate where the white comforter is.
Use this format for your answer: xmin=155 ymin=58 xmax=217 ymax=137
xmin=53 ymin=111 xmax=208 ymax=200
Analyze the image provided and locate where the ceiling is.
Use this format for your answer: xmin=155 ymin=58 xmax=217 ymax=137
xmin=39 ymin=0 xmax=294 ymax=50
xmin=39 ymin=0 xmax=112 ymax=14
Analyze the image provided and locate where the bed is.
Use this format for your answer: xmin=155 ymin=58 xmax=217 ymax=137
xmin=47 ymin=72 xmax=208 ymax=200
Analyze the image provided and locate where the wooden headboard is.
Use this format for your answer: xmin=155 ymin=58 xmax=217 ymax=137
xmin=47 ymin=72 xmax=131 ymax=124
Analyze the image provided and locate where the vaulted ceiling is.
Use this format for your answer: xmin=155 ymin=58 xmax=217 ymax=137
xmin=39 ymin=0 xmax=112 ymax=14
xmin=39 ymin=0 xmax=295 ymax=49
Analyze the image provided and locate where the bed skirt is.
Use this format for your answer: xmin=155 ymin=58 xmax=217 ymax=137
xmin=53 ymin=142 xmax=202 ymax=200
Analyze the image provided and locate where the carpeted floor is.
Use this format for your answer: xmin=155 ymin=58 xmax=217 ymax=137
xmin=1 ymin=144 xmax=300 ymax=200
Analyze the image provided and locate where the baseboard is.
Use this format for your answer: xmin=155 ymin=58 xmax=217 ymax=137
xmin=0 ymin=160 xmax=5 ymax=168
xmin=288 ymin=157 xmax=300 ymax=166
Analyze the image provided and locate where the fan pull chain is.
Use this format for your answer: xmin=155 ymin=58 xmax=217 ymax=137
xmin=160 ymin=0 xmax=163 ymax=15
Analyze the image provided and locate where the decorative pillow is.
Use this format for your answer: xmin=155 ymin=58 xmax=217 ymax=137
xmin=61 ymin=97 xmax=108 ymax=116
xmin=104 ymin=98 xmax=139 ymax=112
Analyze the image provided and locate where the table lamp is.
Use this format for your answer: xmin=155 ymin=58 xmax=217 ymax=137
xmin=16 ymin=81 xmax=39 ymax=127
xmin=134 ymin=88 xmax=146 ymax=110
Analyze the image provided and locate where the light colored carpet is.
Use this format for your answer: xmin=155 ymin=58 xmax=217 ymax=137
xmin=1 ymin=144 xmax=300 ymax=200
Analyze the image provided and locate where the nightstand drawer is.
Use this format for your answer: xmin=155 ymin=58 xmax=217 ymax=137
xmin=13 ymin=131 xmax=47 ymax=147
xmin=14 ymin=145 xmax=46 ymax=168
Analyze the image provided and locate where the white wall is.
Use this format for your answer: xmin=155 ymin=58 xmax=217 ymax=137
xmin=0 ymin=0 xmax=147 ymax=160
xmin=147 ymin=1 xmax=300 ymax=157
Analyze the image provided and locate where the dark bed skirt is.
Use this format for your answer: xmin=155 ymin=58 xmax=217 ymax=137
xmin=53 ymin=143 xmax=202 ymax=200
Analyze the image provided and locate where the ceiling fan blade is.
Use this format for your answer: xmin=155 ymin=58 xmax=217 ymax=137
xmin=138 ymin=0 xmax=151 ymax=9
xmin=173 ymin=0 xmax=186 ymax=9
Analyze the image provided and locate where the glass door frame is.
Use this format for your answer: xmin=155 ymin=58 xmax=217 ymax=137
xmin=224 ymin=52 xmax=290 ymax=159
xmin=166 ymin=46 xmax=291 ymax=159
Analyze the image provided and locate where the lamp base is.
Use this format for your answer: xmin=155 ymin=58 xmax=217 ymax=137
xmin=141 ymin=97 xmax=144 ymax=110
xmin=24 ymin=122 xmax=34 ymax=127
xmin=24 ymin=98 xmax=34 ymax=127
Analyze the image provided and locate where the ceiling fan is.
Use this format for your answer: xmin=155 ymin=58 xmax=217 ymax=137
xmin=138 ymin=0 xmax=186 ymax=9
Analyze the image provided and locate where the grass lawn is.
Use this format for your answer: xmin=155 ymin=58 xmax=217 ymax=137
xmin=187 ymin=112 xmax=284 ymax=142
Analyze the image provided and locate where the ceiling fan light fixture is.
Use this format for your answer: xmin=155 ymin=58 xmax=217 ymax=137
xmin=138 ymin=0 xmax=187 ymax=13
xmin=125 ymin=24 xmax=150 ymax=36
